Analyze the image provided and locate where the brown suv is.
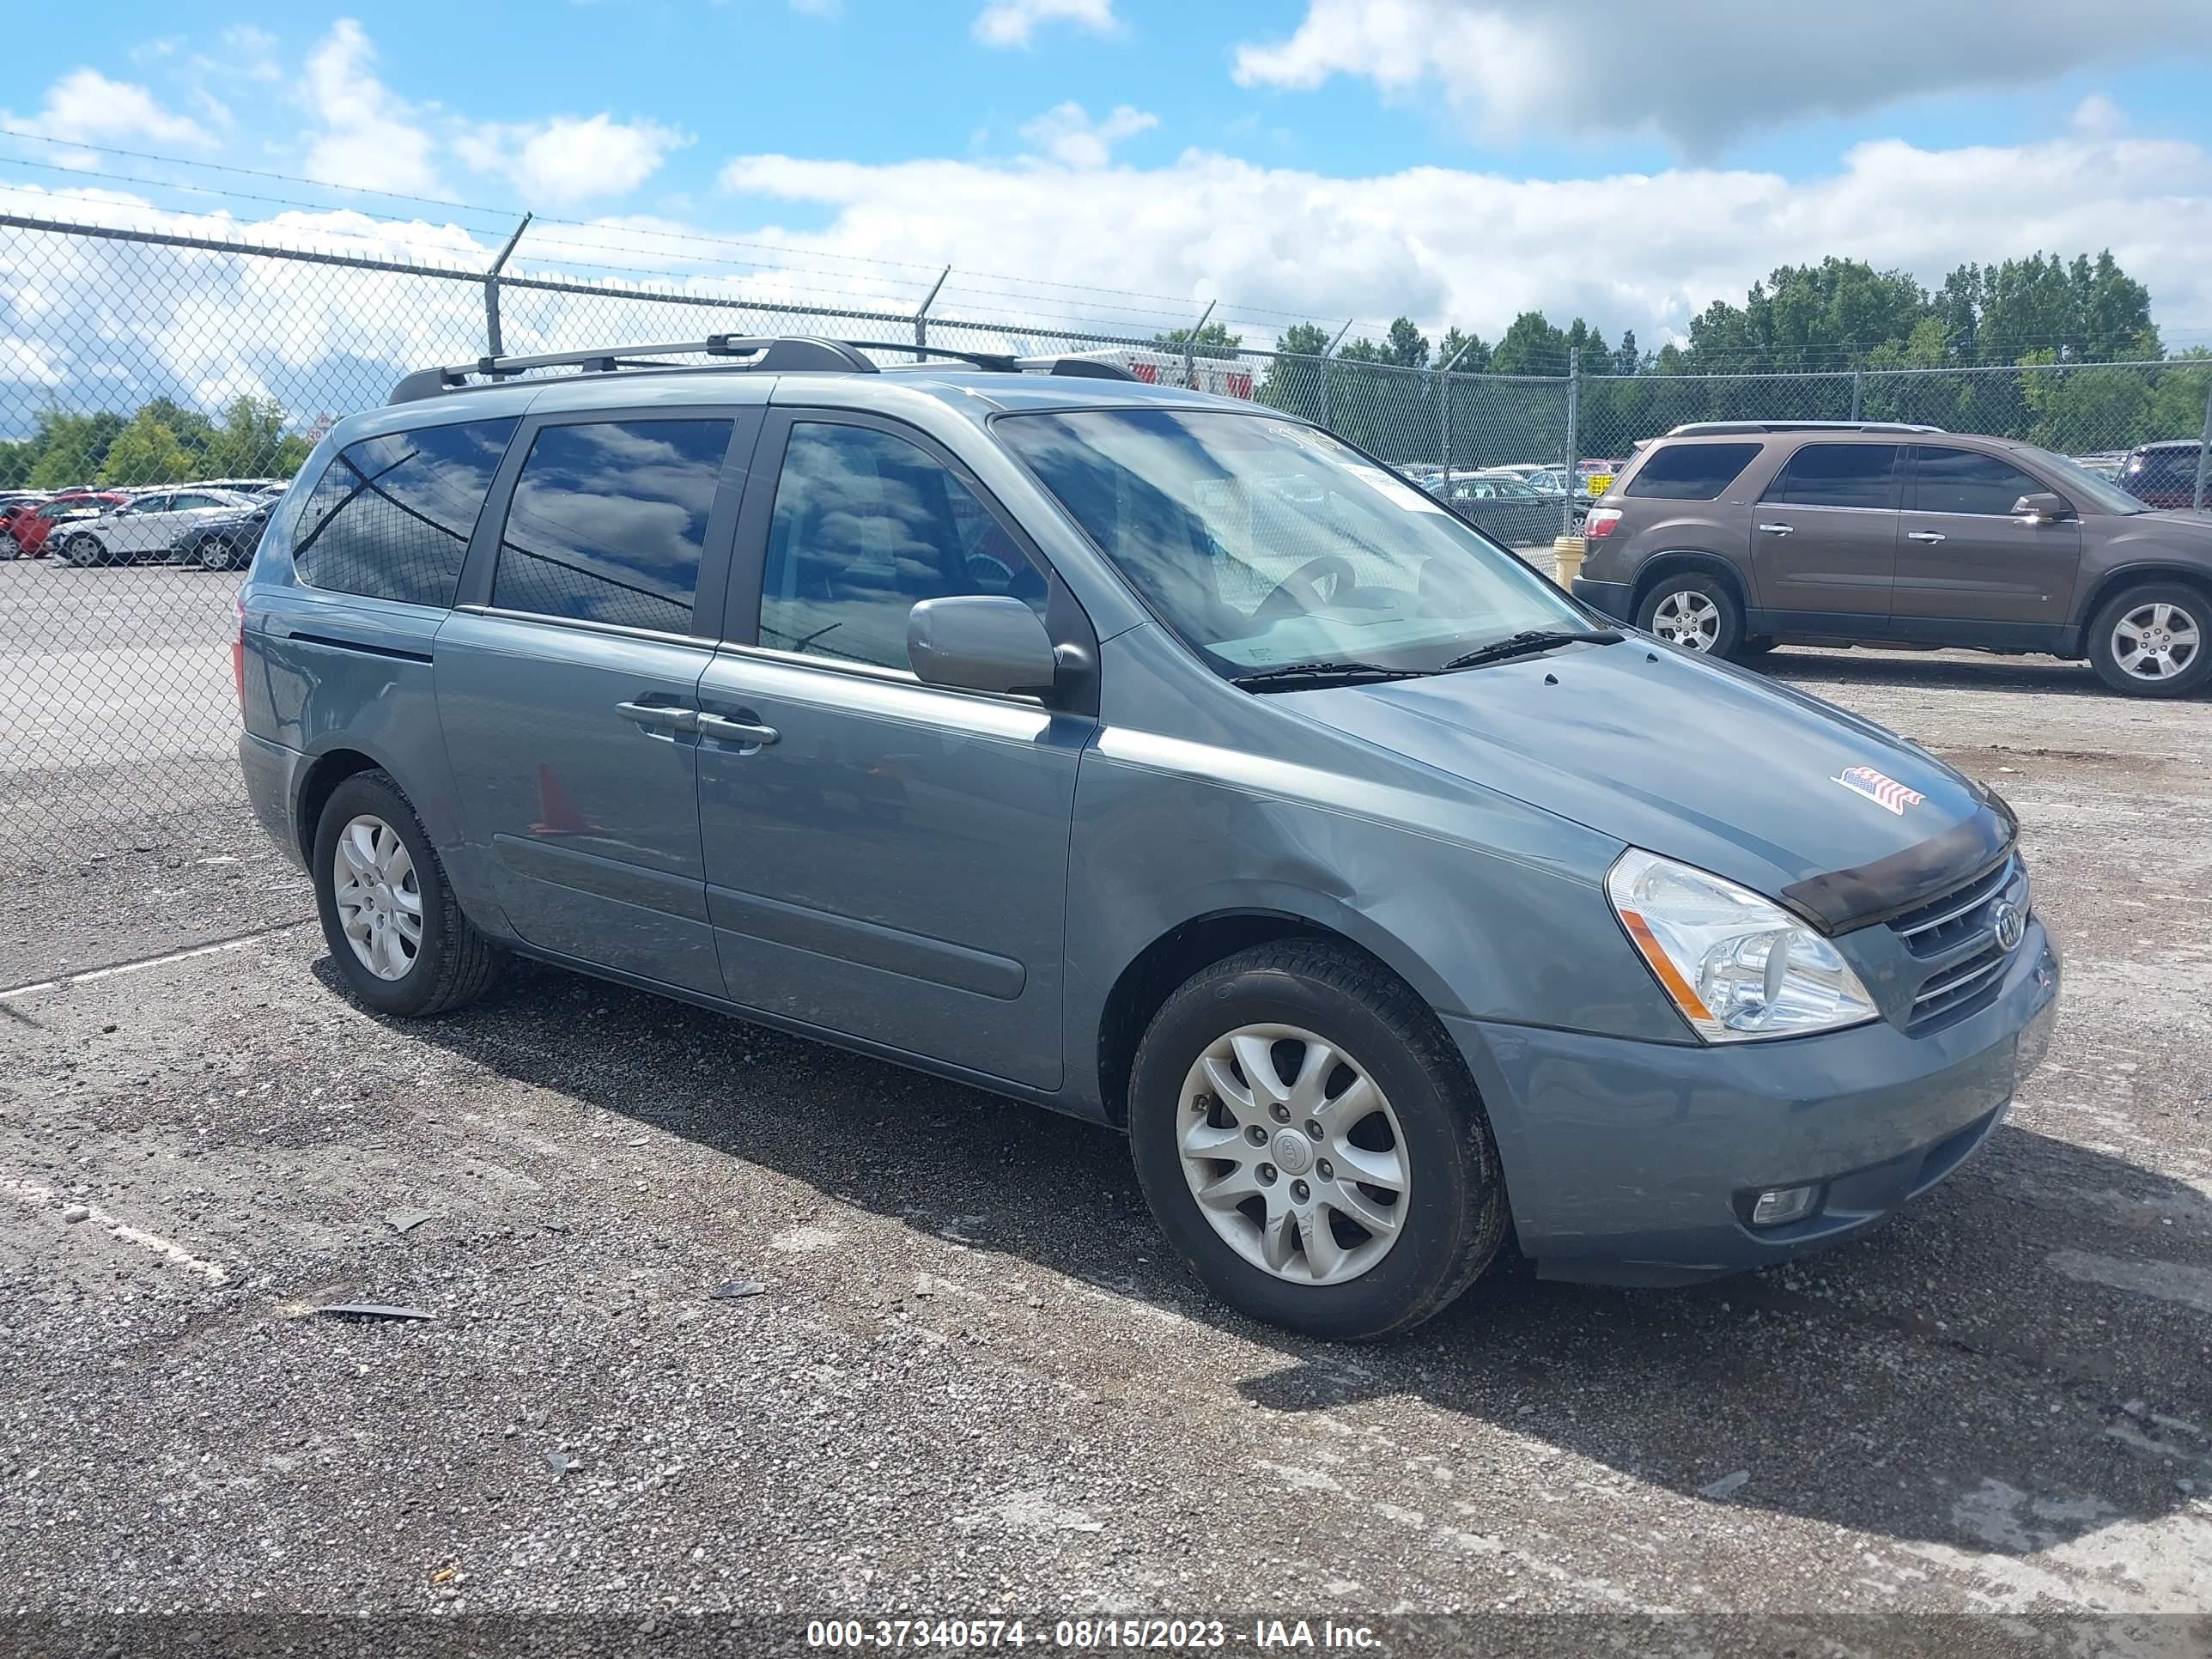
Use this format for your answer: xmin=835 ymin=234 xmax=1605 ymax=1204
xmin=1571 ymin=421 xmax=2212 ymax=697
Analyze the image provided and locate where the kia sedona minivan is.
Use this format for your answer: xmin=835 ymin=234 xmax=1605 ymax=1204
xmin=238 ymin=337 xmax=2058 ymax=1340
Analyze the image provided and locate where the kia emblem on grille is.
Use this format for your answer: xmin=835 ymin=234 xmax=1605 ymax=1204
xmin=1990 ymin=901 xmax=2026 ymax=952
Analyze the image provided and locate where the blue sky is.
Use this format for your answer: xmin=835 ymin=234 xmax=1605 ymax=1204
xmin=3 ymin=1 xmax=2211 ymax=351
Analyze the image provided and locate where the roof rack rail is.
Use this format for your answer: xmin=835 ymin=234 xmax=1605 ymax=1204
xmin=388 ymin=335 xmax=878 ymax=404
xmin=1666 ymin=420 xmax=1947 ymax=436
xmin=388 ymin=333 xmax=1140 ymax=404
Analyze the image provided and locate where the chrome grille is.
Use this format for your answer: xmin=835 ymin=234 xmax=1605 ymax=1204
xmin=1892 ymin=854 xmax=2029 ymax=1029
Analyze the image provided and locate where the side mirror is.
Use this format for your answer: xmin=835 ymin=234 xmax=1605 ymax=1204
xmin=907 ymin=596 xmax=1058 ymax=699
xmin=2014 ymin=492 xmax=2073 ymax=523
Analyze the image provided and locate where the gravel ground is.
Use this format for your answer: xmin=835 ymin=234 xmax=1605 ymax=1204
xmin=3 ymin=563 xmax=2210 ymax=1650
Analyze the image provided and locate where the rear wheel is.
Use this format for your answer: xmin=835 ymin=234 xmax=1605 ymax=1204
xmin=196 ymin=536 xmax=237 ymax=571
xmin=1127 ymin=940 xmax=1509 ymax=1342
xmin=2087 ymin=583 xmax=2209 ymax=697
xmin=1637 ymin=572 xmax=1744 ymax=659
xmin=312 ymin=769 xmax=502 ymax=1017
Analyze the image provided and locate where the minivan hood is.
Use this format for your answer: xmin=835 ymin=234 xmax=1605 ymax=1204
xmin=1282 ymin=640 xmax=2002 ymax=925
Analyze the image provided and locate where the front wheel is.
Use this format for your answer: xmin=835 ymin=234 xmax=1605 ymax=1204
xmin=1637 ymin=573 xmax=1744 ymax=659
xmin=2087 ymin=583 xmax=2209 ymax=697
xmin=312 ymin=769 xmax=503 ymax=1017
xmin=57 ymin=533 xmax=106 ymax=568
xmin=1127 ymin=941 xmax=1509 ymax=1341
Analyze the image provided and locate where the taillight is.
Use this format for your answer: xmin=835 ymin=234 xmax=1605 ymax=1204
xmin=232 ymin=598 xmax=246 ymax=714
xmin=1584 ymin=507 xmax=1622 ymax=540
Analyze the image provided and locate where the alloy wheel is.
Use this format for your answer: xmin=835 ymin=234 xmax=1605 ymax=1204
xmin=1176 ymin=1023 xmax=1408 ymax=1287
xmin=2112 ymin=600 xmax=2201 ymax=683
xmin=1650 ymin=589 xmax=1721 ymax=652
xmin=331 ymin=814 xmax=423 ymax=981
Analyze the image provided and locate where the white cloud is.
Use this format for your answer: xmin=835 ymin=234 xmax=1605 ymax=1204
xmin=973 ymin=0 xmax=1118 ymax=48
xmin=221 ymin=25 xmax=283 ymax=83
xmin=1232 ymin=0 xmax=2212 ymax=155
xmin=1018 ymin=102 xmax=1158 ymax=168
xmin=6 ymin=68 xmax=213 ymax=150
xmin=456 ymin=114 xmax=691 ymax=206
xmin=714 ymin=133 xmax=2212 ymax=350
xmin=297 ymin=19 xmax=440 ymax=196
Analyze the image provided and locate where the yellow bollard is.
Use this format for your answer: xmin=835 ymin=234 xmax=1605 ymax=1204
xmin=1551 ymin=535 xmax=1587 ymax=590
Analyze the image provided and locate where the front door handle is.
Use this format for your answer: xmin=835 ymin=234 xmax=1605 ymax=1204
xmin=1907 ymin=531 xmax=1947 ymax=544
xmin=697 ymin=712 xmax=780 ymax=748
xmin=615 ymin=700 xmax=696 ymax=732
xmin=1756 ymin=522 xmax=1794 ymax=536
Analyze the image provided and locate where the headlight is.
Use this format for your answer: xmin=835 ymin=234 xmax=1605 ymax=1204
xmin=1607 ymin=848 xmax=1879 ymax=1042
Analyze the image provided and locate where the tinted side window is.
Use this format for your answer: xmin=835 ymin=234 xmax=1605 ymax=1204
xmin=492 ymin=419 xmax=732 ymax=632
xmin=759 ymin=422 xmax=1047 ymax=672
xmin=294 ymin=418 xmax=519 ymax=607
xmin=1911 ymin=447 xmax=2049 ymax=516
xmin=2131 ymin=450 xmax=2197 ymax=492
xmin=1624 ymin=442 xmax=1761 ymax=501
xmin=1764 ymin=444 xmax=1900 ymax=509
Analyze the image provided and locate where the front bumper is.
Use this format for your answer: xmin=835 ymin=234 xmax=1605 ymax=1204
xmin=1444 ymin=919 xmax=2060 ymax=1286
xmin=1570 ymin=577 xmax=1634 ymax=622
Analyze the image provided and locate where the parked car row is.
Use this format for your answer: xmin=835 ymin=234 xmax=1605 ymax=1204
xmin=0 ymin=478 xmax=283 ymax=569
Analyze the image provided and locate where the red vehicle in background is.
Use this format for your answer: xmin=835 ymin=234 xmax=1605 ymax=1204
xmin=3 ymin=493 xmax=127 ymax=557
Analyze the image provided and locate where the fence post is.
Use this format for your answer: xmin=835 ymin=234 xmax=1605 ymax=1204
xmin=482 ymin=213 xmax=532 ymax=360
xmin=1850 ymin=369 xmax=1863 ymax=421
xmin=1320 ymin=319 xmax=1353 ymax=429
xmin=1563 ymin=346 xmax=1581 ymax=537
xmin=913 ymin=265 xmax=950 ymax=361
xmin=2196 ymin=376 xmax=2212 ymax=514
xmin=1182 ymin=299 xmax=1216 ymax=390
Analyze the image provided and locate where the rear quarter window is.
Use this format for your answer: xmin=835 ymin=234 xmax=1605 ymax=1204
xmin=1623 ymin=442 xmax=1762 ymax=501
xmin=292 ymin=417 xmax=520 ymax=607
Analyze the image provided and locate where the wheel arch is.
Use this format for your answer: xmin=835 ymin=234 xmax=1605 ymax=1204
xmin=2074 ymin=562 xmax=2212 ymax=635
xmin=293 ymin=745 xmax=392 ymax=864
xmin=1629 ymin=550 xmax=1749 ymax=617
xmin=1093 ymin=907 xmax=1453 ymax=1129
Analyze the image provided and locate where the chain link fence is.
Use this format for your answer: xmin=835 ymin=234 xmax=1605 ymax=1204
xmin=3 ymin=210 xmax=2209 ymax=884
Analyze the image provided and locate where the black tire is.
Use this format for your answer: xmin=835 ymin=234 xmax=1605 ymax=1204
xmin=56 ymin=532 xmax=104 ymax=568
xmin=2086 ymin=582 xmax=2212 ymax=698
xmin=312 ymin=769 xmax=502 ymax=1018
xmin=1635 ymin=571 xmax=1744 ymax=659
xmin=1127 ymin=940 xmax=1509 ymax=1342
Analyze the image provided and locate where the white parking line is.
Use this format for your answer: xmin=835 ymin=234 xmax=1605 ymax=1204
xmin=0 ymin=920 xmax=306 ymax=1001
xmin=3 ymin=1177 xmax=230 ymax=1285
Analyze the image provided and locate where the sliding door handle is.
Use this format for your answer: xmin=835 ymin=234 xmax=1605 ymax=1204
xmin=697 ymin=712 xmax=780 ymax=747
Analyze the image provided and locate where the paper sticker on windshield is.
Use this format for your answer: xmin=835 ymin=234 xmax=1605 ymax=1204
xmin=1833 ymin=764 xmax=1924 ymax=816
xmin=1344 ymin=463 xmax=1445 ymax=514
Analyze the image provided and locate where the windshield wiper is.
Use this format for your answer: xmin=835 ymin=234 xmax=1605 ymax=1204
xmin=1230 ymin=659 xmax=1431 ymax=691
xmin=1441 ymin=628 xmax=1621 ymax=672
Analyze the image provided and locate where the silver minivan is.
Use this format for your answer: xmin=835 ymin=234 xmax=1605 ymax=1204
xmin=238 ymin=336 xmax=2058 ymax=1340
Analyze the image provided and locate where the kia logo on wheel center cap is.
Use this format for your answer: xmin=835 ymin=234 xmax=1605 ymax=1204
xmin=1991 ymin=901 xmax=2026 ymax=952
xmin=1271 ymin=1128 xmax=1315 ymax=1176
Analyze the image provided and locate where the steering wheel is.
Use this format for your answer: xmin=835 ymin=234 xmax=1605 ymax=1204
xmin=1250 ymin=553 xmax=1358 ymax=628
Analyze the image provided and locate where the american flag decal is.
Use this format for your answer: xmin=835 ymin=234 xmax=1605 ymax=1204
xmin=1833 ymin=765 xmax=1925 ymax=816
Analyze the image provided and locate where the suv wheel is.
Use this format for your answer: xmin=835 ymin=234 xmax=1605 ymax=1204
xmin=1127 ymin=940 xmax=1509 ymax=1341
xmin=1637 ymin=573 xmax=1743 ymax=659
xmin=2087 ymin=583 xmax=2209 ymax=697
xmin=312 ymin=769 xmax=502 ymax=1017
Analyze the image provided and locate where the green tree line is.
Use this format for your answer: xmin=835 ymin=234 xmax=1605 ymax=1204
xmin=0 ymin=396 xmax=314 ymax=491
xmin=1182 ymin=251 xmax=2209 ymax=466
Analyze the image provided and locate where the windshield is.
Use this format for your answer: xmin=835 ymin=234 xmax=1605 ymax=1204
xmin=995 ymin=409 xmax=1586 ymax=677
xmin=2021 ymin=444 xmax=2150 ymax=515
